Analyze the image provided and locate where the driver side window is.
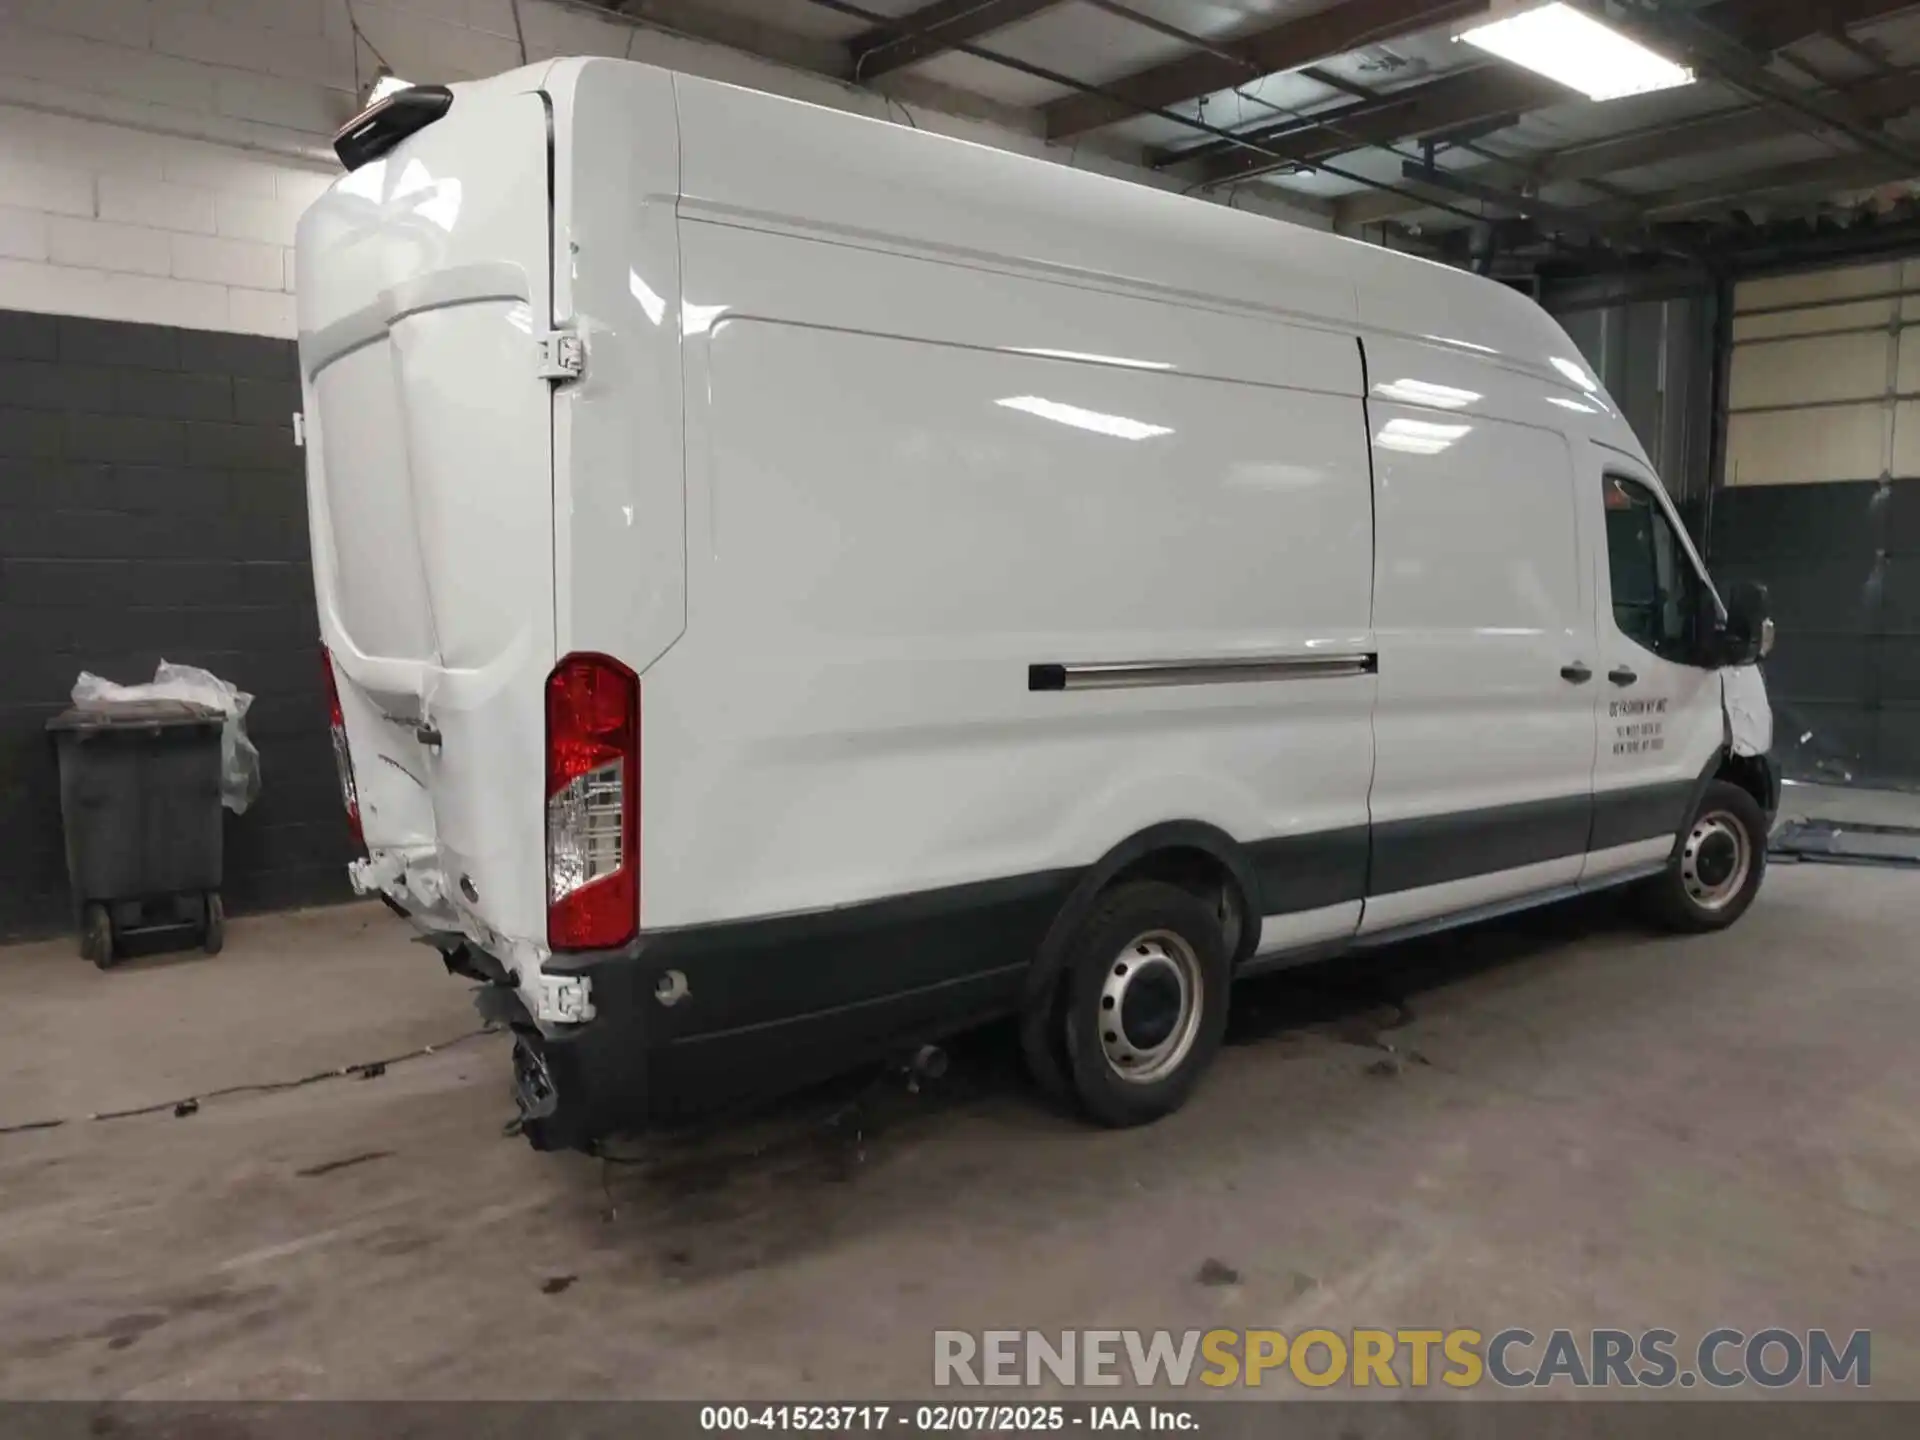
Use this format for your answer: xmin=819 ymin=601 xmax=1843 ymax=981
xmin=1602 ymin=475 xmax=1698 ymax=663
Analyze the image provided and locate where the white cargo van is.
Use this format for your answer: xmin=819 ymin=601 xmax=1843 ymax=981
xmin=299 ymin=58 xmax=1778 ymax=1150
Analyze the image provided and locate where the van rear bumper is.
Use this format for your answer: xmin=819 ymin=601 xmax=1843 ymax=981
xmin=484 ymin=871 xmax=1075 ymax=1150
xmin=501 ymin=978 xmax=654 ymax=1151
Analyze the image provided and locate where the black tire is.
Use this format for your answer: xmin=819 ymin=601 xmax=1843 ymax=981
xmin=202 ymin=892 xmax=226 ymax=956
xmin=1643 ymin=779 xmax=1768 ymax=933
xmin=1017 ymin=970 xmax=1076 ymax=1111
xmin=82 ymin=902 xmax=115 ymax=969
xmin=1057 ymin=880 xmax=1230 ymax=1127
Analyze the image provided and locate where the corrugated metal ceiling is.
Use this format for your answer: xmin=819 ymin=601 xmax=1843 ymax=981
xmin=643 ymin=0 xmax=1920 ymax=263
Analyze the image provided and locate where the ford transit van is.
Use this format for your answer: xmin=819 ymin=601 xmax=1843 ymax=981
xmin=299 ymin=59 xmax=1777 ymax=1150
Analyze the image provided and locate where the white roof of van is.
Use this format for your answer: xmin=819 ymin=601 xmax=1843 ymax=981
xmin=650 ymin=64 xmax=1599 ymax=397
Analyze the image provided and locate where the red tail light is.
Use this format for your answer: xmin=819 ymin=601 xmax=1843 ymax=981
xmin=321 ymin=647 xmax=362 ymax=846
xmin=545 ymin=653 xmax=638 ymax=951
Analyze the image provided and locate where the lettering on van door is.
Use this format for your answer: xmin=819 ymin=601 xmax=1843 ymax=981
xmin=1610 ymin=696 xmax=1667 ymax=756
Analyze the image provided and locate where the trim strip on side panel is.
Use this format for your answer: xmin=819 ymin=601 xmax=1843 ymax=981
xmin=572 ymin=786 xmax=1698 ymax=1052
xmin=1029 ymin=653 xmax=1377 ymax=691
xmin=1249 ymin=827 xmax=1369 ymax=914
xmin=1590 ymin=780 xmax=1696 ymax=852
xmin=569 ymin=867 xmax=1081 ymax=1045
xmin=1370 ymin=793 xmax=1592 ymax=896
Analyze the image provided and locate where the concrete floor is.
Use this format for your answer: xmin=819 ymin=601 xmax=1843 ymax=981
xmin=1 ymin=867 xmax=1917 ymax=1400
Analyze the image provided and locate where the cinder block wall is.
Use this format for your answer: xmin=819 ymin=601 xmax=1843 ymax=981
xmin=0 ymin=115 xmax=320 ymax=336
xmin=0 ymin=307 xmax=340 ymax=936
xmin=0 ymin=0 xmax=1328 ymax=337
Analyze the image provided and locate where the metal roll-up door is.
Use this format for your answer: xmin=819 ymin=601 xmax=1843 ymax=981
xmin=1715 ymin=259 xmax=1920 ymax=785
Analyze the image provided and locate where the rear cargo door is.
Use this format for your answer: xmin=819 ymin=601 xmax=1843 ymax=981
xmin=297 ymin=77 xmax=557 ymax=946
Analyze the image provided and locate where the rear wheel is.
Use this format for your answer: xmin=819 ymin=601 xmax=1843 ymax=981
xmin=1057 ymin=881 xmax=1230 ymax=1127
xmin=202 ymin=892 xmax=226 ymax=955
xmin=1643 ymin=779 xmax=1767 ymax=933
xmin=81 ymin=902 xmax=115 ymax=969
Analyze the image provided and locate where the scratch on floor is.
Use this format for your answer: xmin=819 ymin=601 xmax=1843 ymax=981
xmin=295 ymin=1149 xmax=395 ymax=1179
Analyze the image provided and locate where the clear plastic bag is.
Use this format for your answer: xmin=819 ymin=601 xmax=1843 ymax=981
xmin=71 ymin=661 xmax=262 ymax=814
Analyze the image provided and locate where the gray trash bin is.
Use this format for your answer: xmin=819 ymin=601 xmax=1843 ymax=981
xmin=46 ymin=699 xmax=227 ymax=968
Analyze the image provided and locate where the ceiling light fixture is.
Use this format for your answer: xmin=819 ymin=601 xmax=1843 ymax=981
xmin=1458 ymin=3 xmax=1693 ymax=102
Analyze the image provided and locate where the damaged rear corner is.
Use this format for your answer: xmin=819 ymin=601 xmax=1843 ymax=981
xmin=350 ymin=848 xmax=598 ymax=1030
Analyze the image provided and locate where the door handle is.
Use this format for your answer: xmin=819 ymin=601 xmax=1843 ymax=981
xmin=1559 ymin=663 xmax=1593 ymax=684
xmin=1608 ymin=667 xmax=1638 ymax=687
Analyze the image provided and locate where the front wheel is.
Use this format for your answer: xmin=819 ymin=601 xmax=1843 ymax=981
xmin=1643 ymin=779 xmax=1768 ymax=932
xmin=1058 ymin=881 xmax=1230 ymax=1127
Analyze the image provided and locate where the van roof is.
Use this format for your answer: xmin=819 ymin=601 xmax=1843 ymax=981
xmin=631 ymin=61 xmax=1602 ymax=400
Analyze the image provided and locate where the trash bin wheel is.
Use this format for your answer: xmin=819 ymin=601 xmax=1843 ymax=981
xmin=81 ymin=902 xmax=115 ymax=969
xmin=202 ymin=892 xmax=225 ymax=956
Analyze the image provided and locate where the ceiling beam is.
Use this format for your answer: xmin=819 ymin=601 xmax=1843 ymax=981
xmin=1719 ymin=208 xmax=1920 ymax=272
xmin=1168 ymin=0 xmax=1920 ymax=192
xmin=849 ymin=0 xmax=1068 ymax=80
xmin=1040 ymin=0 xmax=1489 ymax=141
xmin=1400 ymin=159 xmax=1707 ymax=256
xmin=1601 ymin=0 xmax=1920 ymax=173
xmin=1636 ymin=152 xmax=1910 ymax=218
xmin=1399 ymin=145 xmax=1914 ymax=239
xmin=1174 ymin=65 xmax=1565 ymax=186
xmin=1337 ymin=64 xmax=1920 ymax=226
xmin=1729 ymin=0 xmax=1920 ymax=51
xmin=1156 ymin=60 xmax=1502 ymax=167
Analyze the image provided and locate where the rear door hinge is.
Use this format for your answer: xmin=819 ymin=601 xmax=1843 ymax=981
xmin=535 ymin=330 xmax=584 ymax=383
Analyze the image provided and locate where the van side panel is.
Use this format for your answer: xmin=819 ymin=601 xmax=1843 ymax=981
xmin=647 ymin=222 xmax=1376 ymax=938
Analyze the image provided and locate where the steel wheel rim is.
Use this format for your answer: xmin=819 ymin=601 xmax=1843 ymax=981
xmin=1098 ymin=929 xmax=1203 ymax=1084
xmin=1681 ymin=810 xmax=1751 ymax=911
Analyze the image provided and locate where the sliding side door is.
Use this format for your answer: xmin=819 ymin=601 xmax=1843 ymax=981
xmin=1361 ymin=345 xmax=1601 ymax=933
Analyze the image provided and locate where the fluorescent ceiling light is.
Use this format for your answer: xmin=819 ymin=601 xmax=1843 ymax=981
xmin=1459 ymin=3 xmax=1693 ymax=102
xmin=368 ymin=73 xmax=415 ymax=104
xmin=996 ymin=395 xmax=1172 ymax=441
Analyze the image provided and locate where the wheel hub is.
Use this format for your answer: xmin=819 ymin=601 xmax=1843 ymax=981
xmin=1681 ymin=811 xmax=1751 ymax=911
xmin=1098 ymin=930 xmax=1203 ymax=1084
xmin=1694 ymin=831 xmax=1737 ymax=888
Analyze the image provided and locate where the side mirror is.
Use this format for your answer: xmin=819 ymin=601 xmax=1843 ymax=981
xmin=1717 ymin=579 xmax=1774 ymax=667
